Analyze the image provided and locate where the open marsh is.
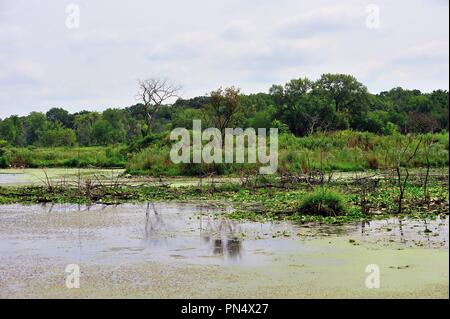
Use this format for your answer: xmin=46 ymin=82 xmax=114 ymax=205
xmin=0 ymin=203 xmax=447 ymax=299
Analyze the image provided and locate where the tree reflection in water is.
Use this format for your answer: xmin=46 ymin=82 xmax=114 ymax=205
xmin=144 ymin=203 xmax=169 ymax=247
xmin=142 ymin=203 xmax=243 ymax=260
xmin=199 ymin=205 xmax=243 ymax=261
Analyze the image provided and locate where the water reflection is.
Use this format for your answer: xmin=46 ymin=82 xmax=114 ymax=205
xmin=144 ymin=203 xmax=166 ymax=237
xmin=200 ymin=215 xmax=243 ymax=261
xmin=0 ymin=173 xmax=21 ymax=185
xmin=142 ymin=203 xmax=243 ymax=260
xmin=0 ymin=203 xmax=447 ymax=268
xmin=143 ymin=202 xmax=172 ymax=249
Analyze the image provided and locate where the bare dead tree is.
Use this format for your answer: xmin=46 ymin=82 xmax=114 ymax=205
xmin=316 ymin=130 xmax=333 ymax=188
xmin=393 ymin=134 xmax=423 ymax=215
xmin=306 ymin=113 xmax=321 ymax=136
xmin=353 ymin=173 xmax=380 ymax=215
xmin=136 ymin=78 xmax=181 ymax=136
xmin=40 ymin=168 xmax=53 ymax=191
xmin=422 ymin=134 xmax=435 ymax=204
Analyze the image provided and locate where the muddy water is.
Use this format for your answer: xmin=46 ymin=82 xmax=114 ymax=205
xmin=0 ymin=173 xmax=23 ymax=185
xmin=0 ymin=168 xmax=237 ymax=188
xmin=0 ymin=203 xmax=448 ymax=298
xmin=0 ymin=169 xmax=126 ymax=186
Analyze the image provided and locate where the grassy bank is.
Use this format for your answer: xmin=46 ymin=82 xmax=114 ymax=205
xmin=126 ymin=131 xmax=449 ymax=176
xmin=1 ymin=131 xmax=448 ymax=174
xmin=0 ymin=145 xmax=127 ymax=168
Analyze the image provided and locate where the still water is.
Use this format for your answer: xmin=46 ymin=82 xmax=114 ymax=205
xmin=0 ymin=203 xmax=447 ymax=266
xmin=0 ymin=203 xmax=448 ymax=298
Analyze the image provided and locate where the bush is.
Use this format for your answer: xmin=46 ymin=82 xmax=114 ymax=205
xmin=128 ymin=132 xmax=170 ymax=152
xmin=298 ymin=189 xmax=347 ymax=216
xmin=0 ymin=140 xmax=9 ymax=167
xmin=365 ymin=154 xmax=379 ymax=169
xmin=2 ymin=146 xmax=127 ymax=168
xmin=0 ymin=156 xmax=9 ymax=168
xmin=37 ymin=127 xmax=77 ymax=147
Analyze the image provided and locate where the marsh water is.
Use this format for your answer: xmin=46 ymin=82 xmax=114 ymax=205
xmin=0 ymin=169 xmax=125 ymax=186
xmin=0 ymin=168 xmax=420 ymax=187
xmin=0 ymin=202 xmax=448 ymax=298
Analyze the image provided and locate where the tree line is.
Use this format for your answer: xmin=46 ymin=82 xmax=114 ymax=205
xmin=0 ymin=74 xmax=448 ymax=147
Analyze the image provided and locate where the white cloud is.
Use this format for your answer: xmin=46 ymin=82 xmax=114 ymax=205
xmin=0 ymin=0 xmax=448 ymax=118
xmin=393 ymin=41 xmax=449 ymax=65
xmin=276 ymin=5 xmax=366 ymax=38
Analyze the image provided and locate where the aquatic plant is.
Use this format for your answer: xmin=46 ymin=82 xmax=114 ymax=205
xmin=298 ymin=189 xmax=347 ymax=216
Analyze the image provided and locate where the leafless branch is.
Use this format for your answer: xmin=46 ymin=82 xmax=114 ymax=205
xmin=136 ymin=78 xmax=181 ymax=136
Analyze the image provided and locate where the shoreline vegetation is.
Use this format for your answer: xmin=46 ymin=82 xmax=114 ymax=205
xmin=0 ymin=75 xmax=448 ymax=224
xmin=0 ymin=167 xmax=448 ymax=224
xmin=0 ymin=131 xmax=448 ymax=172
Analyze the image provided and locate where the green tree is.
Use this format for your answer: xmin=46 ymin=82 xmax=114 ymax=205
xmin=74 ymin=112 xmax=100 ymax=146
xmin=363 ymin=111 xmax=390 ymax=134
xmin=46 ymin=108 xmax=73 ymax=128
xmin=0 ymin=116 xmax=25 ymax=146
xmin=92 ymin=119 xmax=115 ymax=145
xmin=248 ymin=106 xmax=276 ymax=130
xmin=37 ymin=123 xmax=77 ymax=147
xmin=202 ymin=86 xmax=242 ymax=140
xmin=270 ymin=78 xmax=338 ymax=136
xmin=24 ymin=112 xmax=48 ymax=145
xmin=0 ymin=139 xmax=10 ymax=168
xmin=313 ymin=74 xmax=369 ymax=129
xmin=172 ymin=108 xmax=203 ymax=129
xmin=102 ymin=108 xmax=127 ymax=143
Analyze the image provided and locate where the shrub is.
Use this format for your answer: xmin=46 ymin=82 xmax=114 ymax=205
xmin=0 ymin=156 xmax=9 ymax=168
xmin=37 ymin=127 xmax=77 ymax=147
xmin=298 ymin=189 xmax=347 ymax=216
xmin=0 ymin=140 xmax=9 ymax=167
xmin=365 ymin=154 xmax=379 ymax=169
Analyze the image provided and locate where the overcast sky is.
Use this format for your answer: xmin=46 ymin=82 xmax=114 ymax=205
xmin=0 ymin=0 xmax=448 ymax=118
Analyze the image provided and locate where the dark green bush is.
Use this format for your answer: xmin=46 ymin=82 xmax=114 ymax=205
xmin=299 ymin=189 xmax=347 ymax=216
xmin=0 ymin=156 xmax=10 ymax=168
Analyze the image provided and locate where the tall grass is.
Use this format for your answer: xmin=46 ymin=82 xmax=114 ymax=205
xmin=2 ymin=131 xmax=448 ymax=174
xmin=298 ymin=189 xmax=347 ymax=216
xmin=125 ymin=130 xmax=449 ymax=176
xmin=2 ymin=146 xmax=127 ymax=168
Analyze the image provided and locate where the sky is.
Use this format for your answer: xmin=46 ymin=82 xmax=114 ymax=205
xmin=0 ymin=0 xmax=448 ymax=118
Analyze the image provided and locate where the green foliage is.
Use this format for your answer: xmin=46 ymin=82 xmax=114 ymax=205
xmin=298 ymin=189 xmax=347 ymax=216
xmin=92 ymin=119 xmax=115 ymax=145
xmin=202 ymin=86 xmax=243 ymax=136
xmin=248 ymin=108 xmax=275 ymax=129
xmin=0 ymin=168 xmax=447 ymax=224
xmin=73 ymin=112 xmax=100 ymax=146
xmin=128 ymin=132 xmax=171 ymax=152
xmin=46 ymin=108 xmax=74 ymax=128
xmin=126 ymin=145 xmax=178 ymax=176
xmin=125 ymin=131 xmax=449 ymax=176
xmin=0 ymin=74 xmax=448 ymax=149
xmin=24 ymin=112 xmax=47 ymax=145
xmin=0 ymin=116 xmax=25 ymax=146
xmin=0 ymin=157 xmax=9 ymax=168
xmin=0 ymin=140 xmax=10 ymax=168
xmin=0 ymin=74 xmax=447 ymax=177
xmin=0 ymin=139 xmax=8 ymax=152
xmin=37 ymin=125 xmax=77 ymax=147
xmin=3 ymin=146 xmax=127 ymax=168
xmin=171 ymin=108 xmax=203 ymax=129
